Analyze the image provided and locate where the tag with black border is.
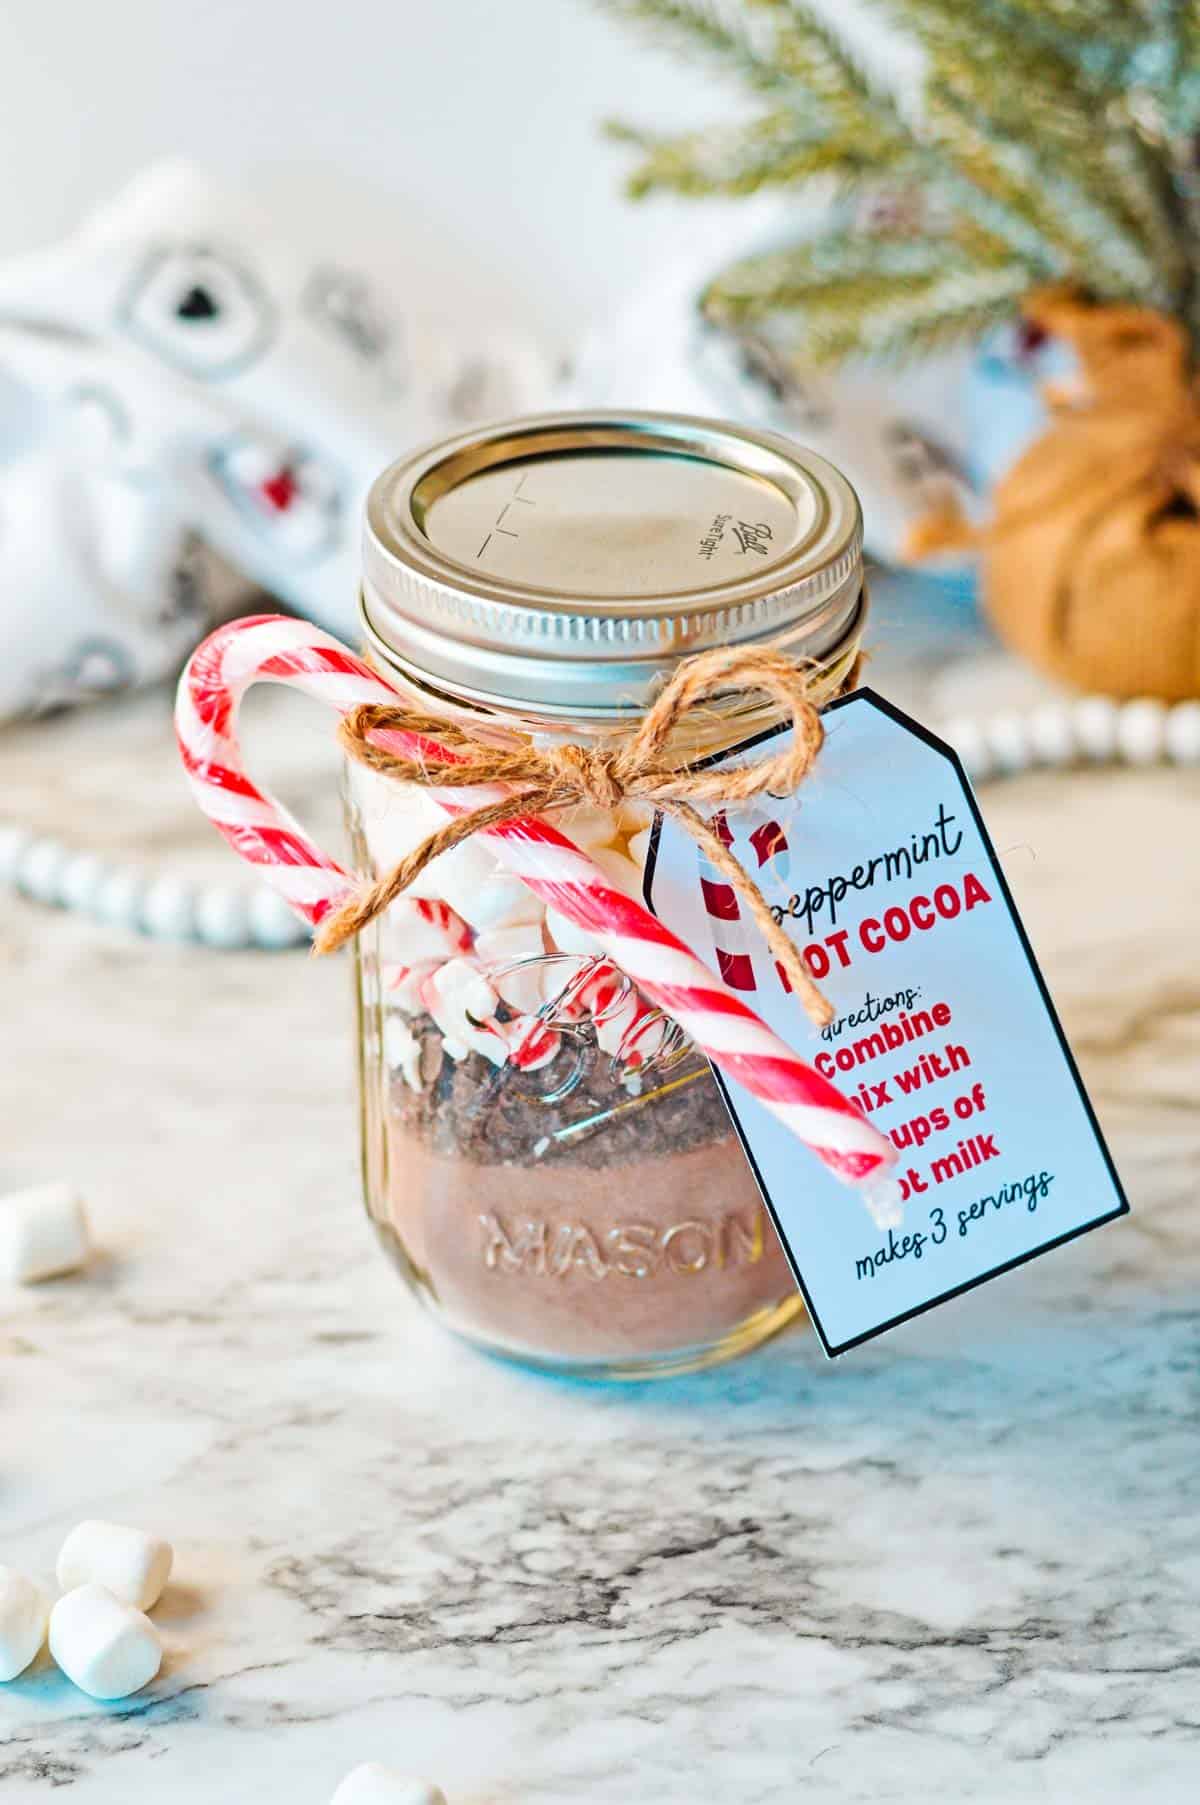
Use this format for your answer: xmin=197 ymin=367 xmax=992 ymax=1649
xmin=643 ymin=689 xmax=1129 ymax=1356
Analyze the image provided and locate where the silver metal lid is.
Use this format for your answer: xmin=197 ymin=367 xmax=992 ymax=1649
xmin=362 ymin=410 xmax=864 ymax=718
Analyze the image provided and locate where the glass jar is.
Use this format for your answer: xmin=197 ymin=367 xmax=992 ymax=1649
xmin=349 ymin=412 xmax=866 ymax=1378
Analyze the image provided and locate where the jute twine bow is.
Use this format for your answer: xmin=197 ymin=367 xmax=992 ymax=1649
xmin=316 ymin=643 xmax=850 ymax=1028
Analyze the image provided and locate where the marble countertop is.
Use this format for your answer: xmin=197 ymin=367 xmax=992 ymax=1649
xmin=3 ymin=604 xmax=1199 ymax=1802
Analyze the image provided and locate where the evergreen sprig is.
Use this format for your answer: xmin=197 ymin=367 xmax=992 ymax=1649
xmin=597 ymin=0 xmax=1200 ymax=363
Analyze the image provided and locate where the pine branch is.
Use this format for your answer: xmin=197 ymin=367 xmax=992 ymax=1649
xmin=1125 ymin=0 xmax=1192 ymax=129
xmin=746 ymin=0 xmax=901 ymax=135
xmin=888 ymin=0 xmax=1178 ymax=285
xmin=796 ymin=264 xmax=1035 ymax=365
xmin=606 ymin=114 xmax=908 ymax=197
xmin=591 ymin=0 xmax=817 ymax=97
xmin=1017 ymin=0 xmax=1146 ymax=36
xmin=936 ymin=79 xmax=1159 ymax=284
xmin=762 ymin=2 xmax=1157 ymax=286
xmin=895 ymin=0 xmax=1134 ymax=132
xmin=703 ymin=229 xmax=999 ymax=319
xmin=606 ymin=1 xmax=1065 ymax=267
xmin=940 ymin=78 xmax=1164 ymax=297
xmin=599 ymin=0 xmax=1200 ymax=359
xmin=1097 ymin=134 xmax=1193 ymax=309
xmin=917 ymin=85 xmax=1154 ymax=283
xmin=1178 ymin=4 xmax=1200 ymax=126
xmin=949 ymin=0 xmax=1148 ymax=78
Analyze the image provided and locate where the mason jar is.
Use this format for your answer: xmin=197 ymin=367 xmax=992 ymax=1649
xmin=347 ymin=412 xmax=866 ymax=1379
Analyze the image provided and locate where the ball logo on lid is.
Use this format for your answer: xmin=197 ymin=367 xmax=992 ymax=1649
xmin=732 ymin=519 xmax=774 ymax=556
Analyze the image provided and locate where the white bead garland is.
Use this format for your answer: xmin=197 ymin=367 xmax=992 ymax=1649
xmin=1027 ymin=703 xmax=1077 ymax=767
xmin=94 ymin=868 xmax=146 ymax=931
xmin=59 ymin=851 xmax=109 ymax=913
xmin=940 ymin=718 xmax=991 ymax=782
xmin=1072 ymin=696 xmax=1119 ymax=761
xmin=18 ymin=838 xmax=69 ymax=904
xmin=939 ymin=694 xmax=1200 ymax=783
xmin=0 ymin=824 xmax=34 ymax=884
xmin=3 ymin=827 xmax=308 ymax=951
xmin=141 ymin=875 xmax=199 ymax=942
xmin=1115 ymin=698 xmax=1168 ymax=765
xmin=984 ymin=711 xmax=1032 ymax=773
xmin=2 ymin=692 xmax=1196 ymax=951
xmin=194 ymin=884 xmax=253 ymax=950
xmin=1165 ymin=701 xmax=1200 ymax=763
xmin=248 ymin=885 xmax=308 ymax=949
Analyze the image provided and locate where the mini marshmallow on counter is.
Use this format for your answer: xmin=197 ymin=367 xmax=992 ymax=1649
xmin=0 ymin=1182 xmax=90 ymax=1284
xmin=0 ymin=1566 xmax=50 ymax=1681
xmin=48 ymin=1584 xmax=161 ymax=1701
xmin=330 ymin=1765 xmax=447 ymax=1805
xmin=56 ymin=1520 xmax=173 ymax=1612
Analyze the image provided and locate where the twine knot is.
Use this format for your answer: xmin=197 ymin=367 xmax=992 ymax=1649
xmin=315 ymin=642 xmax=859 ymax=1028
xmin=542 ymin=743 xmax=625 ymax=811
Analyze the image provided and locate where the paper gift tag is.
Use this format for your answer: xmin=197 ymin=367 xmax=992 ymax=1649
xmin=643 ymin=689 xmax=1128 ymax=1356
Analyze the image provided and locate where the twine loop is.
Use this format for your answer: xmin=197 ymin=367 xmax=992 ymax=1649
xmin=316 ymin=643 xmax=850 ymax=1028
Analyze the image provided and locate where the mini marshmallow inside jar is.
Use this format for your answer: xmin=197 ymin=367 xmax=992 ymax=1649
xmin=349 ymin=413 xmax=867 ymax=1378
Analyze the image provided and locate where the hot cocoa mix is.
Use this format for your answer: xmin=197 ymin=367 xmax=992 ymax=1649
xmin=370 ymin=1023 xmax=800 ymax=1363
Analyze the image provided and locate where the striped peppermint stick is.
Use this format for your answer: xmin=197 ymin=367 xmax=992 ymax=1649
xmin=176 ymin=615 xmax=896 ymax=1188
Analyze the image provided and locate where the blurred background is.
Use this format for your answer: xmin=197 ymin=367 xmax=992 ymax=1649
xmin=0 ymin=0 xmax=756 ymax=344
xmin=3 ymin=0 xmax=1199 ymax=929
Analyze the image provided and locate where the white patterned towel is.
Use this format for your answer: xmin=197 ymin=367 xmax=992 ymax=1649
xmin=0 ymin=161 xmax=555 ymax=719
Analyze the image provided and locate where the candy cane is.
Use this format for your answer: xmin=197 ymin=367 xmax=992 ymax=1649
xmin=176 ymin=615 xmax=896 ymax=1188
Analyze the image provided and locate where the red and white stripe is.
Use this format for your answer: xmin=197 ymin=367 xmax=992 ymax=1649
xmin=698 ymin=808 xmax=791 ymax=996
xmin=698 ymin=810 xmax=757 ymax=994
xmin=176 ymin=615 xmax=895 ymax=1187
xmin=749 ymin=813 xmax=789 ymax=876
xmin=744 ymin=807 xmax=798 ymax=995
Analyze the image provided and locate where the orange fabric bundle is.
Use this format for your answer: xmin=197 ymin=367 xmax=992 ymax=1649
xmin=908 ymin=289 xmax=1200 ymax=700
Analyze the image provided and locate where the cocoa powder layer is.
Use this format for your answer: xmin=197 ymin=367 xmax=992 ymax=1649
xmin=387 ymin=1023 xmax=740 ymax=1168
xmin=366 ymin=1020 xmax=804 ymax=1364
xmin=375 ymin=1121 xmax=799 ymax=1363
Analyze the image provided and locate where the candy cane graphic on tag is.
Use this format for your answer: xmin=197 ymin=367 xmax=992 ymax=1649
xmin=698 ymin=809 xmax=757 ymax=992
xmin=176 ymin=615 xmax=897 ymax=1195
xmin=699 ymin=807 xmax=793 ymax=994
xmin=749 ymin=811 xmax=790 ymax=883
xmin=746 ymin=804 xmax=795 ymax=992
